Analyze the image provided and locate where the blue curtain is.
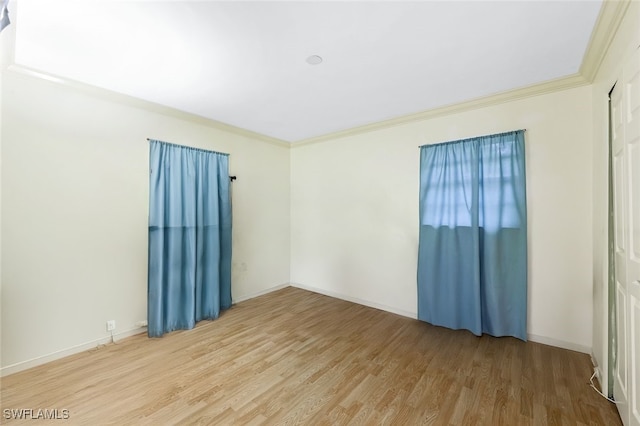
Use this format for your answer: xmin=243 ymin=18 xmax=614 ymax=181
xmin=148 ymin=140 xmax=232 ymax=337
xmin=417 ymin=130 xmax=527 ymax=340
xmin=0 ymin=0 xmax=10 ymax=33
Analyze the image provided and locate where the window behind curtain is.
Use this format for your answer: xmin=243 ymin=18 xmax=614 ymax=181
xmin=420 ymin=135 xmax=524 ymax=231
xmin=417 ymin=130 xmax=527 ymax=340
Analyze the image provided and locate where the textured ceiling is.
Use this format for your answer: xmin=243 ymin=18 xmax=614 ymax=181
xmin=14 ymin=1 xmax=602 ymax=142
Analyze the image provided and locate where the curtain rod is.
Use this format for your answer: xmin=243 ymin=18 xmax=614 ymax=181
xmin=147 ymin=138 xmax=237 ymax=181
xmin=146 ymin=138 xmax=229 ymax=156
xmin=418 ymin=129 xmax=527 ymax=148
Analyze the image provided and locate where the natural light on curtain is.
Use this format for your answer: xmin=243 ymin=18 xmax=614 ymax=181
xmin=0 ymin=0 xmax=10 ymax=32
xmin=417 ymin=130 xmax=527 ymax=340
xmin=148 ymin=140 xmax=232 ymax=338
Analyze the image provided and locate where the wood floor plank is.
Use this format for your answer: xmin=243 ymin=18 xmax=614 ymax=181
xmin=1 ymin=287 xmax=621 ymax=425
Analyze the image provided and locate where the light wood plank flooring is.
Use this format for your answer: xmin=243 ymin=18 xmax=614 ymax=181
xmin=1 ymin=287 xmax=621 ymax=425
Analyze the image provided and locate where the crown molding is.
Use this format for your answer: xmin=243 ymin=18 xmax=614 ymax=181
xmin=7 ymin=63 xmax=590 ymax=150
xmin=291 ymin=73 xmax=588 ymax=147
xmin=291 ymin=0 xmax=632 ymax=147
xmin=580 ymin=0 xmax=632 ymax=83
xmin=8 ymin=0 xmax=630 ymax=149
xmin=6 ymin=64 xmax=291 ymax=149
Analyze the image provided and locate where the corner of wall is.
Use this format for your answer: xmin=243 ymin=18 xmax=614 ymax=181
xmin=580 ymin=0 xmax=632 ymax=82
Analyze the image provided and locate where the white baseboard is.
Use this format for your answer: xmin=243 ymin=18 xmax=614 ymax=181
xmin=591 ymin=352 xmax=609 ymax=393
xmin=527 ymin=333 xmax=591 ymax=354
xmin=0 ymin=327 xmax=146 ymax=377
xmin=590 ymin=352 xmax=608 ymax=394
xmin=1 ymin=283 xmax=289 ymax=378
xmin=290 ymin=282 xmax=418 ymax=319
xmin=232 ymin=283 xmax=290 ymax=304
xmin=292 ymin=282 xmax=591 ymax=354
xmin=2 ymin=285 xmax=592 ymax=376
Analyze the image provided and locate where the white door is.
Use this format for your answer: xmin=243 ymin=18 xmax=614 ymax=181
xmin=625 ymin=45 xmax=640 ymax=426
xmin=612 ymin=56 xmax=629 ymax=425
xmin=613 ymin=45 xmax=640 ymax=426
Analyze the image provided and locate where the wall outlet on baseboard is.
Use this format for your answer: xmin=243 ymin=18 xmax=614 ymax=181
xmin=106 ymin=320 xmax=116 ymax=331
xmin=135 ymin=320 xmax=148 ymax=328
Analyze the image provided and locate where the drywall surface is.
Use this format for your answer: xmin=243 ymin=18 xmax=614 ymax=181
xmin=291 ymin=85 xmax=593 ymax=351
xmin=1 ymin=69 xmax=290 ymax=371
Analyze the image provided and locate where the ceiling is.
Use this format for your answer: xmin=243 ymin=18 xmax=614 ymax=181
xmin=14 ymin=1 xmax=602 ymax=143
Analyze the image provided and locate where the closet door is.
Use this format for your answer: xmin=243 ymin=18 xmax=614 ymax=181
xmin=613 ymin=45 xmax=640 ymax=426
xmin=624 ymin=46 xmax=640 ymax=426
xmin=612 ymin=60 xmax=629 ymax=425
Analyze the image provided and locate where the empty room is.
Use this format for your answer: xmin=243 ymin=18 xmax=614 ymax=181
xmin=1 ymin=0 xmax=639 ymax=424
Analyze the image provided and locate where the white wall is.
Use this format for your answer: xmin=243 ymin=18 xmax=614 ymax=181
xmin=0 ymin=2 xmax=16 ymax=371
xmin=291 ymin=85 xmax=594 ymax=352
xmin=3 ymin=0 xmax=626 ymax=374
xmin=1 ymin=69 xmax=291 ymax=372
xmin=591 ymin=1 xmax=640 ymax=389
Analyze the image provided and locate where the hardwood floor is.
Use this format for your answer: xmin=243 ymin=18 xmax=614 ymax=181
xmin=1 ymin=287 xmax=621 ymax=425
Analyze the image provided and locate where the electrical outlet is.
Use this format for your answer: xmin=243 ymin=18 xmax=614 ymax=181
xmin=106 ymin=320 xmax=116 ymax=331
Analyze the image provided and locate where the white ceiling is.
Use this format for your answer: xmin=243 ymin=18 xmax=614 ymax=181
xmin=14 ymin=0 xmax=602 ymax=142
